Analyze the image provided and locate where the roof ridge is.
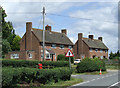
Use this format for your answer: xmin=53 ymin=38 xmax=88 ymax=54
xmin=83 ymin=37 xmax=100 ymax=41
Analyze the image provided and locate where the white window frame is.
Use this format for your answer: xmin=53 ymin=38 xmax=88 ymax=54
xmin=90 ymin=48 xmax=92 ymax=52
xmin=100 ymin=49 xmax=103 ymax=53
xmin=68 ymin=46 xmax=72 ymax=49
xmin=60 ymin=45 xmax=64 ymax=49
xmin=29 ymin=53 xmax=32 ymax=58
xmin=95 ymin=49 xmax=98 ymax=52
xmin=11 ymin=54 xmax=19 ymax=59
xmin=105 ymin=50 xmax=107 ymax=53
xmin=51 ymin=44 xmax=56 ymax=48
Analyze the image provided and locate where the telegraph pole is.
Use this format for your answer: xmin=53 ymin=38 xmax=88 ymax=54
xmin=42 ymin=7 xmax=45 ymax=61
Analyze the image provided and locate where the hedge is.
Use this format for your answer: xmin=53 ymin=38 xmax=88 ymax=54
xmin=2 ymin=67 xmax=72 ymax=87
xmin=57 ymin=54 xmax=74 ymax=63
xmin=76 ymin=58 xmax=106 ymax=73
xmin=2 ymin=59 xmax=69 ymax=68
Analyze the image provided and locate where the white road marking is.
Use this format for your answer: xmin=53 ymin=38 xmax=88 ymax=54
xmin=108 ymin=81 xmax=120 ymax=88
xmin=71 ymin=80 xmax=90 ymax=87
xmin=70 ymin=73 xmax=118 ymax=87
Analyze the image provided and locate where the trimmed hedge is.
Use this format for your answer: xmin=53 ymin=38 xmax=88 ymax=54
xmin=76 ymin=58 xmax=106 ymax=73
xmin=2 ymin=59 xmax=69 ymax=68
xmin=57 ymin=54 xmax=74 ymax=63
xmin=2 ymin=67 xmax=71 ymax=87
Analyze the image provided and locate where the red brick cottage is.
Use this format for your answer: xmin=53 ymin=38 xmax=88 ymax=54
xmin=5 ymin=22 xmax=74 ymax=61
xmin=73 ymin=33 xmax=109 ymax=59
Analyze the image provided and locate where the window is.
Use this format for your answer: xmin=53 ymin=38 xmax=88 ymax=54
xmin=60 ymin=45 xmax=64 ymax=49
xmin=95 ymin=49 xmax=98 ymax=52
xmin=46 ymin=54 xmax=50 ymax=59
xmin=100 ymin=49 xmax=103 ymax=53
xmin=68 ymin=46 xmax=72 ymax=49
xmin=11 ymin=54 xmax=19 ymax=59
xmin=41 ymin=54 xmax=43 ymax=58
xmin=101 ymin=56 xmax=103 ymax=59
xmin=105 ymin=50 xmax=107 ymax=53
xmin=51 ymin=44 xmax=56 ymax=48
xmin=29 ymin=53 xmax=32 ymax=58
xmin=90 ymin=48 xmax=92 ymax=52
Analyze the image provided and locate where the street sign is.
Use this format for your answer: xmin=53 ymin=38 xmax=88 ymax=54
xmin=65 ymin=49 xmax=74 ymax=69
xmin=65 ymin=49 xmax=74 ymax=57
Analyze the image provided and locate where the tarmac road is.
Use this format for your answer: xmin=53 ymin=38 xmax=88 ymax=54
xmin=69 ymin=70 xmax=119 ymax=88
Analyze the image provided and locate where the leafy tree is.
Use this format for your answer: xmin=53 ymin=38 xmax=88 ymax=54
xmin=1 ymin=7 xmax=21 ymax=58
xmin=12 ymin=35 xmax=21 ymax=51
xmin=2 ymin=39 xmax=11 ymax=58
xmin=109 ymin=51 xmax=120 ymax=60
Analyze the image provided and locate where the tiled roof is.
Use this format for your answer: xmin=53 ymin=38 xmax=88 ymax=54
xmin=83 ymin=38 xmax=108 ymax=49
xmin=32 ymin=28 xmax=73 ymax=45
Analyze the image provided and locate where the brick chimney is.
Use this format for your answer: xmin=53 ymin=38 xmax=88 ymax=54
xmin=45 ymin=25 xmax=51 ymax=32
xmin=88 ymin=35 xmax=94 ymax=39
xmin=61 ymin=29 xmax=67 ymax=35
xmin=26 ymin=22 xmax=32 ymax=50
xmin=78 ymin=33 xmax=83 ymax=57
xmin=98 ymin=37 xmax=102 ymax=41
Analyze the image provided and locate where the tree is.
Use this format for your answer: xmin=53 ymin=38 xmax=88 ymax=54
xmin=2 ymin=39 xmax=11 ymax=58
xmin=1 ymin=7 xmax=20 ymax=58
xmin=109 ymin=51 xmax=120 ymax=60
xmin=11 ymin=35 xmax=21 ymax=51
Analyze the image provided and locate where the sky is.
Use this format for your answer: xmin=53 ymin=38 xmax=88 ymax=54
xmin=0 ymin=0 xmax=119 ymax=54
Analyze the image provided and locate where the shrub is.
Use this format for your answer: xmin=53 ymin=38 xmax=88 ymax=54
xmin=2 ymin=59 xmax=69 ymax=68
xmin=2 ymin=67 xmax=71 ymax=87
xmin=57 ymin=54 xmax=74 ymax=63
xmin=76 ymin=58 xmax=106 ymax=73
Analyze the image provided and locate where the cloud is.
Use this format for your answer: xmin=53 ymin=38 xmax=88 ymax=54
xmin=68 ymin=2 xmax=118 ymax=53
xmin=1 ymin=1 xmax=118 ymax=53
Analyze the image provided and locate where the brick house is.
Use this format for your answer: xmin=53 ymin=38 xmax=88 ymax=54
xmin=73 ymin=33 xmax=109 ymax=59
xmin=5 ymin=22 xmax=74 ymax=61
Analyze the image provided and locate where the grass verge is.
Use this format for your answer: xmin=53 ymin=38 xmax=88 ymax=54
xmin=106 ymin=65 xmax=118 ymax=70
xmin=72 ymin=71 xmax=108 ymax=75
xmin=35 ymin=77 xmax=83 ymax=88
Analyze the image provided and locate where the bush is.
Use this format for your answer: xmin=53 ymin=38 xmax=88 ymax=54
xmin=2 ymin=67 xmax=71 ymax=87
xmin=2 ymin=59 xmax=69 ymax=68
xmin=76 ymin=58 xmax=106 ymax=73
xmin=57 ymin=54 xmax=74 ymax=63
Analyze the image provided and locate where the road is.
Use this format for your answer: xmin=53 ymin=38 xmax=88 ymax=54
xmin=69 ymin=70 xmax=119 ymax=88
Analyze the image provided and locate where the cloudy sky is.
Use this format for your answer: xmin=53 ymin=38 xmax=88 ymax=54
xmin=0 ymin=0 xmax=119 ymax=54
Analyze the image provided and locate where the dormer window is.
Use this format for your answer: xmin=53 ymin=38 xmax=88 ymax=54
xmin=60 ymin=45 xmax=64 ymax=49
xmin=51 ymin=44 xmax=56 ymax=48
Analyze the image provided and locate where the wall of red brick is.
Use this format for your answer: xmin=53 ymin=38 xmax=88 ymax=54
xmin=5 ymin=51 xmax=35 ymax=60
xmin=89 ymin=49 xmax=108 ymax=58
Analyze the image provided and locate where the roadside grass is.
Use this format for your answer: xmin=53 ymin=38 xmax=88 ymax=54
xmin=71 ymin=64 xmax=108 ymax=75
xmin=72 ymin=71 xmax=108 ymax=75
xmin=36 ymin=77 xmax=83 ymax=88
xmin=106 ymin=65 xmax=119 ymax=70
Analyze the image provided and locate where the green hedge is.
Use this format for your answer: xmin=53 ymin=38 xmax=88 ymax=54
xmin=2 ymin=67 xmax=71 ymax=87
xmin=76 ymin=58 xmax=106 ymax=73
xmin=2 ymin=59 xmax=69 ymax=68
xmin=57 ymin=54 xmax=74 ymax=63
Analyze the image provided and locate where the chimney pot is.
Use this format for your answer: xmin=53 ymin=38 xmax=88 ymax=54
xmin=98 ymin=37 xmax=102 ymax=41
xmin=88 ymin=35 xmax=94 ymax=39
xmin=45 ymin=25 xmax=51 ymax=32
xmin=61 ymin=29 xmax=67 ymax=35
